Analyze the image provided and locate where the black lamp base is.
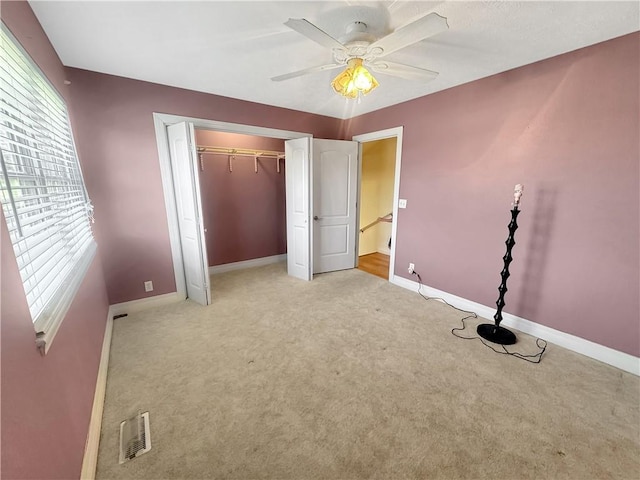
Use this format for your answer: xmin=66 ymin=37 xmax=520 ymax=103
xmin=477 ymin=324 xmax=517 ymax=345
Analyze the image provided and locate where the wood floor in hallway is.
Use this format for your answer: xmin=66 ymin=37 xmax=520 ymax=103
xmin=357 ymin=252 xmax=390 ymax=280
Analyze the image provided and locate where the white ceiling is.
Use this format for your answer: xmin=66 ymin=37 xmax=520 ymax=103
xmin=29 ymin=1 xmax=639 ymax=120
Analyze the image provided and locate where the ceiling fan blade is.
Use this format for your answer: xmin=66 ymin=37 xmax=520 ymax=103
xmin=369 ymin=61 xmax=439 ymax=82
xmin=369 ymin=13 xmax=448 ymax=58
xmin=284 ymin=18 xmax=346 ymax=51
xmin=271 ymin=63 xmax=343 ymax=82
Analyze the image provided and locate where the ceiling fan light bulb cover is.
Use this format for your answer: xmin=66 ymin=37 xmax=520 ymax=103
xmin=331 ymin=58 xmax=379 ymax=99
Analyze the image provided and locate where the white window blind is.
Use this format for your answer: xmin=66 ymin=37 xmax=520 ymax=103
xmin=0 ymin=24 xmax=96 ymax=353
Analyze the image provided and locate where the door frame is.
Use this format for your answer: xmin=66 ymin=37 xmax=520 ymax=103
xmin=153 ymin=112 xmax=311 ymax=299
xmin=352 ymin=126 xmax=404 ymax=280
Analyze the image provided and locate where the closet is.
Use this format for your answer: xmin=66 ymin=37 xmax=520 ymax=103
xmin=194 ymin=129 xmax=286 ymax=269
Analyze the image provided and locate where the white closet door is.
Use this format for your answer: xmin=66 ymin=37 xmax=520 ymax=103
xmin=167 ymin=122 xmax=211 ymax=305
xmin=285 ymin=137 xmax=312 ymax=281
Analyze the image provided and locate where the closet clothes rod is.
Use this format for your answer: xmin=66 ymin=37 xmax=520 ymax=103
xmin=196 ymin=145 xmax=285 ymax=173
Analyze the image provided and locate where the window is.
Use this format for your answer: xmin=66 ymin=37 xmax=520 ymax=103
xmin=0 ymin=24 xmax=96 ymax=353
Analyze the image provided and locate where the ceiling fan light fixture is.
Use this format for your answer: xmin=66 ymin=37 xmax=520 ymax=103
xmin=331 ymin=58 xmax=379 ymax=99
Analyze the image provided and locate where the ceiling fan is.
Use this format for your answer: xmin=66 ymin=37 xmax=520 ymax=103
xmin=271 ymin=12 xmax=449 ymax=99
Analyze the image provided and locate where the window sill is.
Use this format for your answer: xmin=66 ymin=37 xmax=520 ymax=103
xmin=34 ymin=241 xmax=97 ymax=355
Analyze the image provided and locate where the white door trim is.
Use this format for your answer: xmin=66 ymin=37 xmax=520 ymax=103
xmin=153 ymin=112 xmax=312 ymax=298
xmin=353 ymin=126 xmax=404 ymax=280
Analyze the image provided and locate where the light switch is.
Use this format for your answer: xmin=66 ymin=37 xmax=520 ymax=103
xmin=399 ymin=199 xmax=407 ymax=209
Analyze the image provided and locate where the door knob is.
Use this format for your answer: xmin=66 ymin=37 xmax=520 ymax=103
xmin=313 ymin=215 xmax=319 ymax=221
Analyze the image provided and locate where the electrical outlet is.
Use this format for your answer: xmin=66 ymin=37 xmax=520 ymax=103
xmin=144 ymin=281 xmax=153 ymax=292
xmin=408 ymin=263 xmax=415 ymax=274
xmin=399 ymin=199 xmax=407 ymax=209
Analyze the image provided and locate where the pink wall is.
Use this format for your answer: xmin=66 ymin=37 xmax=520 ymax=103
xmin=66 ymin=68 xmax=341 ymax=304
xmin=345 ymin=33 xmax=639 ymax=356
xmin=1 ymin=2 xmax=111 ymax=478
xmin=1 ymin=3 xmax=634 ymax=479
xmin=65 ymin=32 xmax=638 ymax=356
xmin=194 ymin=131 xmax=286 ymax=266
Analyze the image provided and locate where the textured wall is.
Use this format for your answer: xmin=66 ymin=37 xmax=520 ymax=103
xmin=194 ymin=130 xmax=286 ymax=266
xmin=0 ymin=2 xmax=110 ymax=479
xmin=346 ymin=32 xmax=640 ymax=357
xmin=359 ymin=138 xmax=396 ymax=256
xmin=67 ymin=68 xmax=342 ymax=304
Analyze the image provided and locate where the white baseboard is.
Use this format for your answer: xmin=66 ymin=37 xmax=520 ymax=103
xmin=391 ymin=275 xmax=640 ymax=376
xmin=209 ymin=254 xmax=287 ymax=275
xmin=80 ymin=308 xmax=113 ymax=480
xmin=109 ymin=292 xmax=184 ymax=317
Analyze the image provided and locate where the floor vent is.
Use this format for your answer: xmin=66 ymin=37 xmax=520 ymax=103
xmin=118 ymin=411 xmax=151 ymax=464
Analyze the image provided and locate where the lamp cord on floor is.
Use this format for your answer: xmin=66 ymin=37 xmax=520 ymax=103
xmin=412 ymin=271 xmax=547 ymax=364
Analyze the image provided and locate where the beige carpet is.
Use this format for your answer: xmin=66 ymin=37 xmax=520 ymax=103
xmin=96 ymin=263 xmax=639 ymax=479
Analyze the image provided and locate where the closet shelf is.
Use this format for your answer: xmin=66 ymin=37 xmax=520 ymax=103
xmin=196 ymin=145 xmax=285 ymax=173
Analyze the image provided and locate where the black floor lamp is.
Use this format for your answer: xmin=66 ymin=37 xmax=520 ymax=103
xmin=477 ymin=184 xmax=524 ymax=345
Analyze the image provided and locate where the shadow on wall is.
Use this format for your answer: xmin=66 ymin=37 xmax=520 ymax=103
xmin=516 ymin=187 xmax=558 ymax=320
xmin=275 ymin=157 xmax=287 ymax=252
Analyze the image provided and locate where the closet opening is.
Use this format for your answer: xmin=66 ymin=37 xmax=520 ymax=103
xmin=194 ymin=129 xmax=287 ymax=276
xmin=153 ymin=112 xmax=311 ymax=303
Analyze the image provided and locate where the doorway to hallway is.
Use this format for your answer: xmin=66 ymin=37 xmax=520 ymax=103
xmin=356 ymin=136 xmax=398 ymax=280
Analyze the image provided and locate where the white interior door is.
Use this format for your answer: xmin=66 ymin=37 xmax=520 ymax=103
xmin=285 ymin=137 xmax=312 ymax=281
xmin=313 ymin=139 xmax=358 ymax=274
xmin=167 ymin=122 xmax=211 ymax=305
